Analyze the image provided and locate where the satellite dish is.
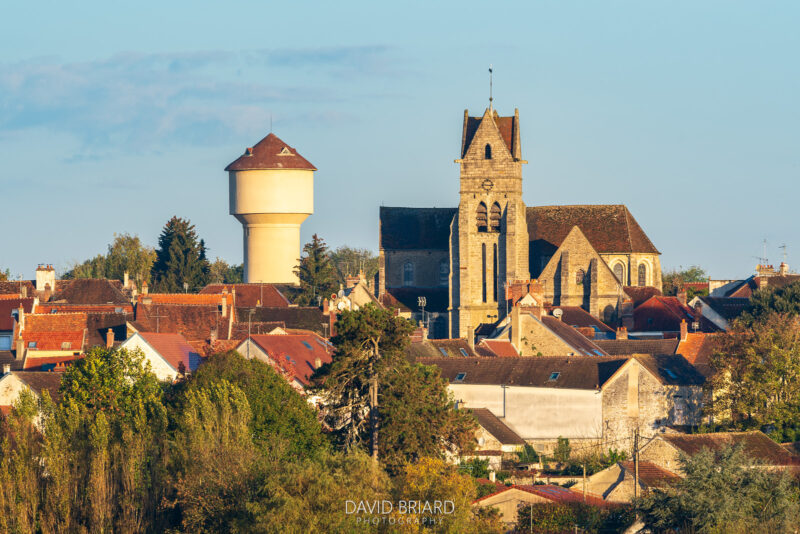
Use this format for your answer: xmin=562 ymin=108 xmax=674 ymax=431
xmin=552 ymin=308 xmax=563 ymax=318
xmin=330 ymin=294 xmax=337 ymax=300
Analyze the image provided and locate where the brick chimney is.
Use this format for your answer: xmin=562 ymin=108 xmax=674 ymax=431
xmin=780 ymin=262 xmax=789 ymax=276
xmin=680 ymin=319 xmax=688 ymax=341
xmin=106 ymin=328 xmax=115 ymax=348
xmin=616 ymin=326 xmax=628 ymax=340
xmin=758 ymin=276 xmax=768 ymax=290
xmin=35 ymin=264 xmax=55 ymax=292
xmin=220 ymin=296 xmax=227 ymax=318
xmin=345 ymin=275 xmax=359 ymax=289
xmin=210 ymin=328 xmax=218 ymax=343
xmin=677 ymin=290 xmax=687 ymax=306
xmin=314 ymin=357 xmax=322 ymax=369
xmin=21 ymin=285 xmax=27 ymax=298
xmin=142 ymin=280 xmax=149 ymax=294
xmin=123 ymin=271 xmax=130 ymax=288
xmin=322 ymin=298 xmax=330 ymax=315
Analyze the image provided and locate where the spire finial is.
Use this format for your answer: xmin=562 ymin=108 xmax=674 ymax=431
xmin=489 ymin=65 xmax=493 ymax=110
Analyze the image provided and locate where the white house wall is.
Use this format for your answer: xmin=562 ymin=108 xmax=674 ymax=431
xmin=449 ymin=383 xmax=602 ymax=440
xmin=119 ymin=336 xmax=177 ymax=382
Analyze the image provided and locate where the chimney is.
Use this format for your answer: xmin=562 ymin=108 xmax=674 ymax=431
xmin=322 ymin=298 xmax=330 ymax=316
xmin=35 ymin=264 xmax=56 ymax=292
xmin=345 ymin=275 xmax=359 ymax=289
xmin=680 ymin=319 xmax=688 ymax=341
xmin=17 ymin=307 xmax=25 ymax=333
xmin=2 ymin=364 xmax=9 ymax=375
xmin=489 ymin=471 xmax=496 ymax=483
xmin=43 ymin=283 xmax=52 ymax=303
xmin=21 ymin=285 xmax=27 ymax=298
xmin=758 ymin=276 xmax=768 ymax=290
xmin=616 ymin=326 xmax=628 ymax=340
xmin=314 ymin=357 xmax=322 ymax=369
xmin=511 ymin=306 xmax=521 ymax=350
xmin=123 ymin=271 xmax=129 ymax=288
xmin=780 ymin=262 xmax=789 ymax=276
xmin=220 ymin=296 xmax=227 ymax=318
xmin=16 ymin=339 xmax=24 ymax=360
xmin=210 ymin=328 xmax=218 ymax=343
xmin=142 ymin=280 xmax=149 ymax=294
xmin=677 ymin=290 xmax=687 ymax=306
xmin=106 ymin=328 xmax=114 ymax=348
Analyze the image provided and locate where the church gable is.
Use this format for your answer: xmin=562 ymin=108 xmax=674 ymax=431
xmin=379 ymin=207 xmax=456 ymax=250
xmin=460 ymin=108 xmax=520 ymax=160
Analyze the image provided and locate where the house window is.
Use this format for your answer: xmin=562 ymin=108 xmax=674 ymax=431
xmin=476 ymin=202 xmax=488 ymax=232
xmin=28 ymin=341 xmax=37 ymax=349
xmin=439 ymin=347 xmax=448 ymax=357
xmin=638 ymin=263 xmax=648 ymax=286
xmin=403 ymin=262 xmax=414 ymax=286
xmin=455 ymin=372 xmax=467 ymax=382
xmin=489 ymin=202 xmax=501 ymax=232
xmin=576 ymin=269 xmax=585 ymax=285
xmin=301 ymin=341 xmax=313 ymax=350
xmin=549 ymin=372 xmax=560 ymax=381
xmin=61 ymin=342 xmax=71 ymax=350
xmin=459 ymin=348 xmax=469 ymax=357
xmin=613 ymin=263 xmax=624 ymax=284
xmin=485 ymin=144 xmax=492 ymax=159
xmin=439 ymin=259 xmax=449 ymax=286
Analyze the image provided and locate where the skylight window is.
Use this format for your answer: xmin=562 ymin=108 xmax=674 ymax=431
xmin=301 ymin=341 xmax=313 ymax=350
xmin=459 ymin=348 xmax=469 ymax=357
xmin=661 ymin=368 xmax=678 ymax=380
xmin=549 ymin=372 xmax=560 ymax=381
xmin=61 ymin=342 xmax=71 ymax=350
xmin=50 ymin=309 xmax=58 ymax=314
xmin=28 ymin=341 xmax=37 ymax=349
xmin=455 ymin=372 xmax=466 ymax=382
xmin=439 ymin=347 xmax=448 ymax=357
xmin=285 ymin=355 xmax=294 ymax=364
xmin=115 ymin=307 xmax=123 ymax=313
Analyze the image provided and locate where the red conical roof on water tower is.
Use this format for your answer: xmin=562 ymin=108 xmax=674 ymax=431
xmin=225 ymin=133 xmax=317 ymax=171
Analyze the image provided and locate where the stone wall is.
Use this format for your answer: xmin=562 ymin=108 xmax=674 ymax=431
xmin=383 ymin=249 xmax=448 ymax=288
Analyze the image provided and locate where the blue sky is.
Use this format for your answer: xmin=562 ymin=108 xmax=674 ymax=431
xmin=1 ymin=1 xmax=798 ymax=280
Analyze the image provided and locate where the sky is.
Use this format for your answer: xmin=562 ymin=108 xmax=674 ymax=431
xmin=1 ymin=1 xmax=798 ymax=281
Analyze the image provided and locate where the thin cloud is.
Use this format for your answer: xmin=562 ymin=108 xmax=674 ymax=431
xmin=0 ymin=46 xmax=397 ymax=158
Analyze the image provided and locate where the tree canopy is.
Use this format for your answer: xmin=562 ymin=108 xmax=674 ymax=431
xmin=662 ymin=265 xmax=708 ymax=297
xmin=637 ymin=446 xmax=799 ymax=532
xmin=294 ymin=234 xmax=337 ymax=306
xmin=150 ymin=216 xmax=210 ymax=292
xmin=207 ymin=258 xmax=243 ymax=284
xmin=330 ymin=245 xmax=379 ymax=286
xmin=740 ymin=279 xmax=800 ymax=326
xmin=63 ymin=233 xmax=156 ymax=283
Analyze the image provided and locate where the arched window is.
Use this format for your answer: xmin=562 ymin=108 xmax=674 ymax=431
xmin=490 ymin=202 xmax=501 ymax=232
xmin=439 ymin=259 xmax=449 ymax=286
xmin=638 ymin=263 xmax=647 ymax=287
xmin=603 ymin=305 xmax=616 ymax=324
xmin=476 ymin=202 xmax=488 ymax=232
xmin=403 ymin=262 xmax=414 ymax=286
xmin=613 ymin=263 xmax=624 ymax=284
xmin=485 ymin=144 xmax=492 ymax=159
xmin=576 ymin=269 xmax=585 ymax=285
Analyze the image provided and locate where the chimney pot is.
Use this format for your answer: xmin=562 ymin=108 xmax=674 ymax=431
xmin=106 ymin=328 xmax=115 ymax=348
xmin=680 ymin=319 xmax=688 ymax=341
xmin=2 ymin=364 xmax=9 ymax=375
xmin=677 ymin=290 xmax=687 ymax=306
xmin=314 ymin=357 xmax=322 ymax=369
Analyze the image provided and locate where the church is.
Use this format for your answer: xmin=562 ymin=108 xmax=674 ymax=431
xmin=378 ymin=106 xmax=662 ymax=339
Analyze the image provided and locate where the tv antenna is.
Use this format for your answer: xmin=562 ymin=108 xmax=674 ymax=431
xmin=780 ymin=243 xmax=788 ymax=263
xmin=488 ymin=65 xmax=493 ymax=109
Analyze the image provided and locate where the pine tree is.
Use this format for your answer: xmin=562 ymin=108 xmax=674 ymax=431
xmin=151 ymin=217 xmax=209 ymax=292
xmin=294 ymin=234 xmax=337 ymax=305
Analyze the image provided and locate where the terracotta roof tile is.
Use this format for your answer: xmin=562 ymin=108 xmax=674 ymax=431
xmin=36 ymin=303 xmax=133 ymax=315
xmin=544 ymin=306 xmax=614 ymax=333
xmin=133 ymin=303 xmax=231 ymax=341
xmin=22 ymin=331 xmax=85 ymax=351
xmin=200 ymin=284 xmax=289 ymax=307
xmin=138 ymin=293 xmax=234 ymax=306
xmin=0 ymin=281 xmax=36 ymax=296
xmin=540 ymin=316 xmax=609 ymax=357
xmin=24 ymin=313 xmax=87 ymax=333
xmin=11 ymin=371 xmax=64 ymax=403
xmin=235 ymin=307 xmax=327 ymax=336
xmin=23 ymin=355 xmax=83 ymax=371
xmin=594 ymin=338 xmax=679 ymax=356
xmin=225 ymin=133 xmax=316 ymax=171
xmin=477 ymin=339 xmax=520 ymax=358
xmin=660 ymin=431 xmax=799 ymax=466
xmin=619 ymin=461 xmax=680 ymax=487
xmin=623 ymin=286 xmax=663 ymax=308
xmin=0 ymin=297 xmax=34 ymax=330
xmin=138 ymin=332 xmax=202 ymax=374
xmin=249 ymin=333 xmax=332 ymax=386
xmin=634 ymin=296 xmax=718 ymax=333
xmin=474 ymin=484 xmax=606 ymax=507
xmin=49 ymin=279 xmax=128 ymax=305
xmin=632 ymin=354 xmax=705 ymax=386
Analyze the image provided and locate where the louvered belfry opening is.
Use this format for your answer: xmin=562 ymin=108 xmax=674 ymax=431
xmin=490 ymin=202 xmax=501 ymax=232
xmin=476 ymin=202 xmax=488 ymax=232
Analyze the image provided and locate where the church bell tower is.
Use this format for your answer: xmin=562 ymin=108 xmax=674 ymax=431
xmin=449 ymin=107 xmax=530 ymax=339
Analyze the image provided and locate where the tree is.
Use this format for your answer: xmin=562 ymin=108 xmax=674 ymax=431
xmin=740 ymin=279 xmax=800 ymax=326
xmin=329 ymin=246 xmax=379 ymax=286
xmin=64 ymin=253 xmax=107 ymax=279
xmin=0 ymin=268 xmax=10 ymax=282
xmin=378 ymin=362 xmax=476 ymax=473
xmin=105 ymin=233 xmax=156 ymax=284
xmin=207 ymin=258 xmax=244 ymax=284
xmin=150 ymin=216 xmax=210 ymax=292
xmin=637 ymin=446 xmax=799 ymax=532
xmin=313 ymin=305 xmax=413 ymax=459
xmin=183 ymin=350 xmax=328 ymax=458
xmin=708 ymin=313 xmax=800 ymax=437
xmin=553 ymin=437 xmax=571 ymax=464
xmin=294 ymin=234 xmax=337 ymax=306
xmin=662 ymin=265 xmax=708 ymax=297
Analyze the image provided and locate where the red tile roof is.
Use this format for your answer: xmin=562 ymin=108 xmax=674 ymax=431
xmin=24 ymin=313 xmax=87 ymax=333
xmin=623 ymin=286 xmax=662 ymax=308
xmin=36 ymin=303 xmax=133 ymax=315
xmin=201 ymin=283 xmax=290 ymax=307
xmin=138 ymin=293 xmax=234 ymax=306
xmin=634 ymin=296 xmax=717 ymax=332
xmin=9 ymin=371 xmax=64 ymax=403
xmin=0 ymin=297 xmax=34 ymax=330
xmin=49 ymin=279 xmax=129 ymax=305
xmin=21 ymin=331 xmax=84 ymax=351
xmin=477 ymin=339 xmax=520 ymax=358
xmin=474 ymin=484 xmax=606 ymax=507
xmin=249 ymin=333 xmax=332 ymax=386
xmin=544 ymin=306 xmax=614 ymax=333
xmin=133 ymin=303 xmax=232 ymax=341
xmin=677 ymin=333 xmax=717 ymax=368
xmin=23 ymin=355 xmax=83 ymax=371
xmin=461 ymin=111 xmax=517 ymax=157
xmin=619 ymin=461 xmax=680 ymax=488
xmin=660 ymin=431 xmax=799 ymax=466
xmin=225 ymin=133 xmax=316 ymax=171
xmin=138 ymin=332 xmax=202 ymax=374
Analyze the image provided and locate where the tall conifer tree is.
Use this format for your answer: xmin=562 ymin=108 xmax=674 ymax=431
xmin=294 ymin=234 xmax=337 ymax=305
xmin=151 ymin=217 xmax=209 ymax=292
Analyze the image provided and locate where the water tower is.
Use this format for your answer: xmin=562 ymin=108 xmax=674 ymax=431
xmin=226 ymin=133 xmax=316 ymax=284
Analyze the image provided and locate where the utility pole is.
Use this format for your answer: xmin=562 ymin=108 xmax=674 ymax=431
xmin=583 ymin=462 xmax=587 ymax=502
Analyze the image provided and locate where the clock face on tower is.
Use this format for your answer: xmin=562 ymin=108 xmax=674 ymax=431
xmin=481 ymin=179 xmax=494 ymax=192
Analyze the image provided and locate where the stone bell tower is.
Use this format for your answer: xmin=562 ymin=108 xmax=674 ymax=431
xmin=449 ymin=107 xmax=530 ymax=339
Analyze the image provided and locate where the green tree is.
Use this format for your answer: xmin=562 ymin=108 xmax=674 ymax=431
xmin=182 ymin=350 xmax=328 ymax=458
xmin=637 ymin=446 xmax=799 ymax=532
xmin=313 ymin=305 xmax=414 ymax=458
xmin=207 ymin=258 xmax=244 ymax=284
xmin=330 ymin=245 xmax=379 ymax=285
xmin=294 ymin=234 xmax=337 ymax=306
xmin=709 ymin=313 xmax=800 ymax=435
xmin=105 ymin=232 xmax=156 ymax=284
xmin=517 ymin=444 xmax=539 ymax=464
xmin=662 ymin=265 xmax=708 ymax=297
xmin=740 ymin=279 xmax=800 ymax=326
xmin=379 ymin=362 xmax=476 ymax=473
xmin=150 ymin=216 xmax=210 ymax=292
xmin=553 ymin=437 xmax=571 ymax=464
xmin=64 ymin=253 xmax=108 ymax=279
xmin=0 ymin=268 xmax=10 ymax=281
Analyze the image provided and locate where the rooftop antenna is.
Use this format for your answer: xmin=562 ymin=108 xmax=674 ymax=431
xmin=780 ymin=243 xmax=787 ymax=263
xmin=488 ymin=65 xmax=493 ymax=110
xmin=762 ymin=239 xmax=768 ymax=265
